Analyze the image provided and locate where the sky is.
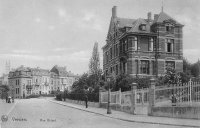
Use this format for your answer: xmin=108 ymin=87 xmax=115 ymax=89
xmin=0 ymin=0 xmax=199 ymax=75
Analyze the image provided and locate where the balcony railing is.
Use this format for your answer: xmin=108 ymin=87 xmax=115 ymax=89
xmin=26 ymin=85 xmax=32 ymax=90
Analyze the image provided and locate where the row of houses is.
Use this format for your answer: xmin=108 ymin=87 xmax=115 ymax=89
xmin=7 ymin=65 xmax=79 ymax=98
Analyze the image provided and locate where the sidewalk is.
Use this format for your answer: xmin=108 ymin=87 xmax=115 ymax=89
xmin=0 ymin=99 xmax=18 ymax=128
xmin=47 ymin=98 xmax=200 ymax=128
xmin=0 ymin=99 xmax=16 ymax=116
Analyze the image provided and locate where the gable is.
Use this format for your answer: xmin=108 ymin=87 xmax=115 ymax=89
xmin=154 ymin=12 xmax=182 ymax=25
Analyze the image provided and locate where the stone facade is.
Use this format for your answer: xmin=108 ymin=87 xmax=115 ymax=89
xmin=102 ymin=6 xmax=183 ymax=78
xmin=50 ymin=65 xmax=78 ymax=92
xmin=8 ymin=65 xmax=79 ymax=98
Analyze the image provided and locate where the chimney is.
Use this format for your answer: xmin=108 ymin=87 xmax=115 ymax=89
xmin=112 ymin=6 xmax=117 ymax=18
xmin=154 ymin=14 xmax=159 ymax=20
xmin=147 ymin=12 xmax=152 ymax=21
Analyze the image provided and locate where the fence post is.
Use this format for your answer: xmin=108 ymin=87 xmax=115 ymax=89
xmin=142 ymin=89 xmax=144 ymax=105
xmin=119 ymin=88 xmax=121 ymax=105
xmin=189 ymin=79 xmax=192 ymax=106
xmin=148 ymin=78 xmax=155 ymax=115
xmin=131 ymin=83 xmax=137 ymax=114
xmin=99 ymin=91 xmax=101 ymax=104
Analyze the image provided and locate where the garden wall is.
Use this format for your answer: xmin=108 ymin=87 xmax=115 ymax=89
xmin=149 ymin=106 xmax=200 ymax=119
xmin=65 ymin=99 xmax=100 ymax=108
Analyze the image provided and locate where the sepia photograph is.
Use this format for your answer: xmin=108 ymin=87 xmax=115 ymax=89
xmin=0 ymin=0 xmax=200 ymax=127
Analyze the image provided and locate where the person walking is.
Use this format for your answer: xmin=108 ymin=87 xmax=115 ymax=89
xmin=12 ymin=96 xmax=14 ymax=103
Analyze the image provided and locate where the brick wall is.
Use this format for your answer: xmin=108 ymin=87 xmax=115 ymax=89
xmin=158 ymin=61 xmax=165 ymax=75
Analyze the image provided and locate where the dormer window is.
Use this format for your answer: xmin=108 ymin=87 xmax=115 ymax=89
xmin=165 ymin=24 xmax=174 ymax=33
xmin=140 ymin=24 xmax=146 ymax=31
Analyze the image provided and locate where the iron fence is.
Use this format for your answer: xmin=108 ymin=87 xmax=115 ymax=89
xmin=155 ymin=80 xmax=200 ymax=107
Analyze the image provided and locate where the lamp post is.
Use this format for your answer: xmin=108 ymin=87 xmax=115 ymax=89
xmin=107 ymin=77 xmax=111 ymax=114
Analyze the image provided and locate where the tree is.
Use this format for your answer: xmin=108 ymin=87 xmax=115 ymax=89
xmin=88 ymin=42 xmax=101 ymax=87
xmin=190 ymin=60 xmax=200 ymax=77
xmin=0 ymin=85 xmax=10 ymax=99
xmin=183 ymin=58 xmax=191 ymax=75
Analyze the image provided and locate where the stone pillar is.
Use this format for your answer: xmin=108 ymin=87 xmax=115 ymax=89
xmin=119 ymin=88 xmax=121 ymax=105
xmin=131 ymin=83 xmax=137 ymax=114
xmin=99 ymin=90 xmax=101 ymax=104
xmin=148 ymin=78 xmax=156 ymax=115
xmin=138 ymin=60 xmax=141 ymax=74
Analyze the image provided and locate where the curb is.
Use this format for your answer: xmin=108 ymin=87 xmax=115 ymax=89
xmin=47 ymin=100 xmax=199 ymax=128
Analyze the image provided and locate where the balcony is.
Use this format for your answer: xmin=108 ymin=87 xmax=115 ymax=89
xmin=26 ymin=85 xmax=32 ymax=90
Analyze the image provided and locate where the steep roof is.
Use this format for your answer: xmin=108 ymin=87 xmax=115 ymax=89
xmin=128 ymin=18 xmax=151 ymax=33
xmin=116 ymin=18 xmax=136 ymax=28
xmin=31 ymin=68 xmax=50 ymax=76
xmin=153 ymin=11 xmax=182 ymax=25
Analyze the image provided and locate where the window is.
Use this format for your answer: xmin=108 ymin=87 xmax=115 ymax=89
xmin=116 ymin=65 xmax=118 ymax=75
xmin=140 ymin=24 xmax=146 ymax=31
xmin=110 ymin=48 xmax=112 ymax=59
xmin=149 ymin=38 xmax=154 ymax=51
xmin=106 ymin=70 xmax=108 ymax=76
xmin=124 ymin=40 xmax=127 ymax=52
xmin=133 ymin=37 xmax=138 ymax=50
xmin=165 ymin=39 xmax=174 ymax=53
xmin=165 ymin=61 xmax=175 ymax=69
xmin=166 ymin=24 xmax=174 ymax=33
xmin=106 ymin=51 xmax=109 ymax=63
xmin=116 ymin=44 xmax=118 ymax=56
xmin=122 ymin=62 xmax=127 ymax=74
xmin=140 ymin=60 xmax=149 ymax=74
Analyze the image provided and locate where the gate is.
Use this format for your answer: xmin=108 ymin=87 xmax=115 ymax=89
xmin=100 ymin=88 xmax=149 ymax=115
xmin=135 ymin=88 xmax=149 ymax=114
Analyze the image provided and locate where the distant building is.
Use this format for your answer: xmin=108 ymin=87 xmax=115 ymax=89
xmin=5 ymin=61 xmax=11 ymax=74
xmin=8 ymin=66 xmax=32 ymax=98
xmin=31 ymin=67 xmax=51 ymax=95
xmin=8 ymin=65 xmax=79 ymax=98
xmin=102 ymin=6 xmax=183 ymax=78
xmin=50 ymin=65 xmax=79 ymax=92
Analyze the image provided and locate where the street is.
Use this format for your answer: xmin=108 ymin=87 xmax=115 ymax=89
xmin=0 ymin=98 xmax=189 ymax=128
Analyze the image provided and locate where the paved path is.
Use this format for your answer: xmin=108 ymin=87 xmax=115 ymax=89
xmin=0 ymin=98 xmax=190 ymax=128
xmin=0 ymin=99 xmax=18 ymax=128
xmin=47 ymin=97 xmax=200 ymax=128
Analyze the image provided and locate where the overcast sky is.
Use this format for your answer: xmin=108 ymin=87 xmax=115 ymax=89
xmin=0 ymin=0 xmax=199 ymax=75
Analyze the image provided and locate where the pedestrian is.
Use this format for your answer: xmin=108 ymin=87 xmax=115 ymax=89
xmin=85 ymin=94 xmax=88 ymax=108
xmin=171 ymin=94 xmax=177 ymax=106
xmin=8 ymin=96 xmax=11 ymax=103
xmin=12 ymin=96 xmax=14 ymax=103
